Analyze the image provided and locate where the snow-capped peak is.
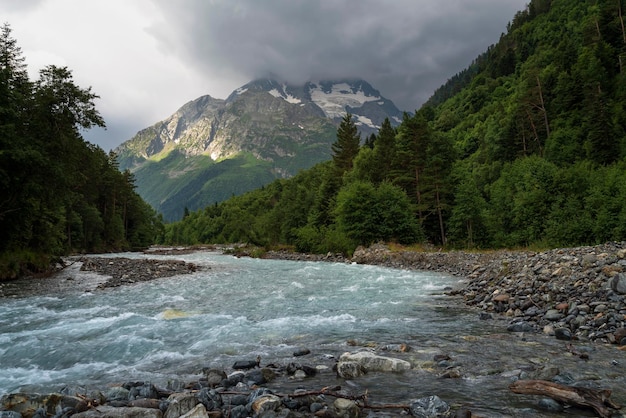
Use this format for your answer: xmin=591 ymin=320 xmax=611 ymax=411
xmin=308 ymin=81 xmax=381 ymax=120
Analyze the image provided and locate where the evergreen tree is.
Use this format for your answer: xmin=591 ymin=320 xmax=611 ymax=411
xmin=331 ymin=113 xmax=361 ymax=176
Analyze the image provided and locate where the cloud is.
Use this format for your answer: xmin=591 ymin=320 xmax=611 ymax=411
xmin=1 ymin=0 xmax=528 ymax=150
xmin=147 ymin=0 xmax=527 ymax=110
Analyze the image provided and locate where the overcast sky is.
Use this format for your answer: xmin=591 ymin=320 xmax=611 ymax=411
xmin=2 ymin=0 xmax=528 ymax=151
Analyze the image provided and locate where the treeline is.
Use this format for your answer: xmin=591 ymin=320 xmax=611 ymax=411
xmin=0 ymin=24 xmax=162 ymax=279
xmin=161 ymin=0 xmax=626 ymax=254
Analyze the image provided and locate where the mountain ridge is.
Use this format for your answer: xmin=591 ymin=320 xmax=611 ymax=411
xmin=115 ymin=77 xmax=404 ymax=220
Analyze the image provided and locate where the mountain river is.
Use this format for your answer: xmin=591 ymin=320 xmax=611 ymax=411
xmin=1 ymin=251 xmax=625 ymax=417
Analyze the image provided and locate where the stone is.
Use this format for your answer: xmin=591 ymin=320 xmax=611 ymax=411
xmin=507 ymin=321 xmax=534 ymax=332
xmin=333 ymin=398 xmax=360 ymax=418
xmin=609 ymin=273 xmax=626 ymax=294
xmin=0 ymin=393 xmax=86 ymax=418
xmin=196 ymin=388 xmax=222 ymax=411
xmin=72 ymin=406 xmax=163 ymax=418
xmin=538 ymin=397 xmax=564 ymax=412
xmin=105 ymin=386 xmax=130 ymax=402
xmin=251 ymin=394 xmax=281 ymax=414
xmin=0 ymin=412 xmax=22 ymax=418
xmin=202 ymin=369 xmax=227 ymax=387
xmin=180 ymin=404 xmax=209 ymax=418
xmin=409 ymin=395 xmax=451 ymax=418
xmin=336 ymin=361 xmax=366 ymax=379
xmin=293 ymin=348 xmax=311 ymax=357
xmin=338 ymin=351 xmax=411 ymax=372
xmin=164 ymin=393 xmax=199 ymax=418
xmin=554 ymin=328 xmax=572 ymax=341
xmin=544 ymin=309 xmax=563 ymax=321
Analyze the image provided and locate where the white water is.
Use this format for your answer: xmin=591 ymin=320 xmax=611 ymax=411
xmin=2 ymin=251 xmax=625 ymax=417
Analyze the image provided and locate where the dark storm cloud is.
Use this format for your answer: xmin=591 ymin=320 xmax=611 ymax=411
xmin=147 ymin=0 xmax=528 ymax=110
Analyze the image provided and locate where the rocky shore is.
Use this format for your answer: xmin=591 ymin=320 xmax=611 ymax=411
xmin=2 ymin=242 xmax=626 ymax=417
xmin=347 ymin=242 xmax=626 ymax=346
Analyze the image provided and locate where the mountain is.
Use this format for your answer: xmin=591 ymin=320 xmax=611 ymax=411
xmin=115 ymin=78 xmax=403 ymax=221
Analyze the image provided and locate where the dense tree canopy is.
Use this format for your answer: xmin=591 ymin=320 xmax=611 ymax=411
xmin=0 ymin=24 xmax=162 ymax=279
xmin=161 ymin=0 xmax=626 ymax=255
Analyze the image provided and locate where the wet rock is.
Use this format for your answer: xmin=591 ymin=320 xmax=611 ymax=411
xmin=202 ymin=369 xmax=227 ymax=387
xmin=338 ymin=351 xmax=411 ymax=372
xmin=610 ymin=273 xmax=626 ymax=294
xmin=251 ymin=394 xmax=281 ymax=415
xmin=72 ymin=406 xmax=162 ymax=418
xmin=507 ymin=321 xmax=534 ymax=333
xmin=537 ymin=397 xmax=564 ymax=412
xmin=333 ymin=398 xmax=360 ymax=418
xmin=179 ymin=403 xmax=208 ymax=418
xmin=164 ymin=393 xmax=198 ymax=418
xmin=409 ymin=395 xmax=451 ymax=418
xmin=105 ymin=386 xmax=130 ymax=402
xmin=554 ymin=328 xmax=572 ymax=341
xmin=293 ymin=348 xmax=311 ymax=357
xmin=0 ymin=393 xmax=84 ymax=418
xmin=196 ymin=389 xmax=222 ymax=411
xmin=336 ymin=361 xmax=367 ymax=379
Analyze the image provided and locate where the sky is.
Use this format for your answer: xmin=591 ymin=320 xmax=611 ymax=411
xmin=1 ymin=0 xmax=529 ymax=152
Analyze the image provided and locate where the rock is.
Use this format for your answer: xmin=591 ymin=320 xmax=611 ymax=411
xmin=554 ymin=328 xmax=572 ymax=341
xmin=72 ymin=406 xmax=163 ymax=418
xmin=196 ymin=389 xmax=222 ymax=411
xmin=0 ymin=393 xmax=85 ymax=418
xmin=409 ymin=395 xmax=451 ymax=418
xmin=164 ymin=393 xmax=198 ymax=418
xmin=232 ymin=358 xmax=259 ymax=370
xmin=251 ymin=394 xmax=281 ymax=415
xmin=333 ymin=398 xmax=360 ymax=418
xmin=544 ymin=309 xmax=563 ymax=321
xmin=180 ymin=404 xmax=208 ymax=418
xmin=538 ymin=397 xmax=564 ymax=412
xmin=105 ymin=386 xmax=130 ymax=402
xmin=336 ymin=361 xmax=367 ymax=379
xmin=507 ymin=321 xmax=534 ymax=333
xmin=202 ymin=369 xmax=227 ymax=387
xmin=609 ymin=273 xmax=626 ymax=294
xmin=338 ymin=351 xmax=411 ymax=372
xmin=293 ymin=348 xmax=311 ymax=357
xmin=0 ymin=412 xmax=22 ymax=418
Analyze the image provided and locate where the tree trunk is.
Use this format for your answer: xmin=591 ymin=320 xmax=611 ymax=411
xmin=510 ymin=380 xmax=620 ymax=418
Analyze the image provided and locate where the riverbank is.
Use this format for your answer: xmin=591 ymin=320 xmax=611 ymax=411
xmin=2 ymin=243 xmax=626 ymax=417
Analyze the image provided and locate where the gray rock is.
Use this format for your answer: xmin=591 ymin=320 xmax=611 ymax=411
xmin=336 ymin=361 xmax=366 ymax=379
xmin=72 ymin=406 xmax=162 ymax=418
xmin=538 ymin=397 xmax=564 ymax=412
xmin=338 ymin=351 xmax=411 ymax=372
xmin=507 ymin=322 xmax=534 ymax=332
xmin=409 ymin=395 xmax=451 ymax=418
xmin=164 ymin=393 xmax=198 ymax=418
xmin=333 ymin=398 xmax=360 ymax=418
xmin=610 ymin=273 xmax=626 ymax=294
xmin=179 ymin=404 xmax=208 ymax=418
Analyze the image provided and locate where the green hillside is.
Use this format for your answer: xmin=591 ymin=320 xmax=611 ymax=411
xmin=162 ymin=0 xmax=626 ymax=253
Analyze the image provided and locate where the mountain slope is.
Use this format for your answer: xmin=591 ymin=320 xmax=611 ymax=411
xmin=115 ymin=78 xmax=403 ymax=221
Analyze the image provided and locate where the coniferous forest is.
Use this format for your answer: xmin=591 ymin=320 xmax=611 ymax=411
xmin=0 ymin=24 xmax=162 ymax=279
xmin=162 ymin=0 xmax=626 ymax=254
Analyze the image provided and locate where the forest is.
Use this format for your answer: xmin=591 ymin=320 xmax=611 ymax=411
xmin=161 ymin=0 xmax=626 ymax=254
xmin=0 ymin=24 xmax=162 ymax=279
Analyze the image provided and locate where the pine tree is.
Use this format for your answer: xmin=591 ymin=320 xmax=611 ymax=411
xmin=331 ymin=113 xmax=361 ymax=176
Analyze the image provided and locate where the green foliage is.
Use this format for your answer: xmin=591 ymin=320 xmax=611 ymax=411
xmin=0 ymin=25 xmax=162 ymax=279
xmin=164 ymin=0 xmax=626 ymax=252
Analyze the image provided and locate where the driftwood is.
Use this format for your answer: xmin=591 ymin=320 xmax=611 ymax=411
xmin=510 ymin=379 xmax=621 ymax=417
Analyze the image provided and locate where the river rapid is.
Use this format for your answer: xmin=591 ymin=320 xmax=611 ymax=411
xmin=1 ymin=250 xmax=625 ymax=417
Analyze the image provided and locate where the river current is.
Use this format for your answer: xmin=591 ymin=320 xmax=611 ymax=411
xmin=1 ymin=251 xmax=625 ymax=417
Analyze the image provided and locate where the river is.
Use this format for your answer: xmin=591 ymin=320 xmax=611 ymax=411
xmin=1 ymin=251 xmax=624 ymax=417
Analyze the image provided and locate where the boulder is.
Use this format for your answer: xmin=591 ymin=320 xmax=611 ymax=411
xmin=251 ymin=394 xmax=281 ymax=415
xmin=338 ymin=351 xmax=411 ymax=373
xmin=164 ymin=393 xmax=198 ymax=418
xmin=333 ymin=398 xmax=360 ymax=418
xmin=0 ymin=393 xmax=86 ymax=418
xmin=609 ymin=273 xmax=626 ymax=294
xmin=336 ymin=361 xmax=366 ymax=379
xmin=409 ymin=395 xmax=451 ymax=418
xmin=180 ymin=404 xmax=209 ymax=418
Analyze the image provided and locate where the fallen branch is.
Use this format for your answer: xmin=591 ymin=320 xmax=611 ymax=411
xmin=510 ymin=380 xmax=620 ymax=418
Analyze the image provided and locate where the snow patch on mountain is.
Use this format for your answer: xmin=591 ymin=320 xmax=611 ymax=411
xmin=309 ymin=82 xmax=381 ymax=119
xmin=268 ymin=86 xmax=302 ymax=104
xmin=354 ymin=114 xmax=376 ymax=129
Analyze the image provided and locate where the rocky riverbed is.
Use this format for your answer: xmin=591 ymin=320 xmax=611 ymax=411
xmin=2 ymin=243 xmax=626 ymax=417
